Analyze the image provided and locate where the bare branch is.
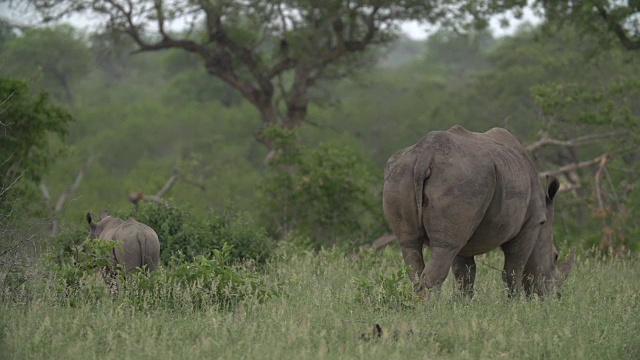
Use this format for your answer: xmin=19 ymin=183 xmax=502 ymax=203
xmin=538 ymin=153 xmax=609 ymax=179
xmin=128 ymin=167 xmax=188 ymax=206
xmin=54 ymin=156 xmax=96 ymax=212
xmin=127 ymin=192 xmax=167 ymax=206
xmin=526 ymin=131 xmax=625 ymax=153
xmin=39 ymin=183 xmax=50 ymax=207
xmin=180 ymin=177 xmax=206 ymax=192
xmin=370 ymin=233 xmax=396 ymax=251
xmin=155 ymin=168 xmax=179 ymax=199
xmin=594 ymin=154 xmax=610 ymax=210
xmin=0 ymin=169 xmax=27 ymax=198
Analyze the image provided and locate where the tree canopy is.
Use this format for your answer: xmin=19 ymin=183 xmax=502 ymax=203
xmin=26 ymin=0 xmax=527 ymax=147
xmin=541 ymin=0 xmax=640 ymax=51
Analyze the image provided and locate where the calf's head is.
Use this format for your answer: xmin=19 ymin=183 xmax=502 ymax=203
xmin=86 ymin=210 xmax=115 ymax=239
xmin=77 ymin=210 xmax=119 ymax=266
xmin=526 ymin=177 xmax=575 ymax=297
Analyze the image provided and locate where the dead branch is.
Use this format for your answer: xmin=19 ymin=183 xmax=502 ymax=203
xmin=40 ymin=156 xmax=95 ymax=236
xmin=526 ymin=131 xmax=624 ymax=153
xmin=155 ymin=168 xmax=178 ymax=199
xmin=360 ymin=233 xmax=396 ymax=252
xmin=127 ymin=168 xmax=200 ymax=206
xmin=538 ymin=154 xmax=609 ymax=179
xmin=594 ymin=154 xmax=610 ymax=210
xmin=371 ymin=233 xmax=395 ymax=251
xmin=54 ymin=156 xmax=95 ymax=212
xmin=39 ymin=183 xmax=50 ymax=207
xmin=557 ymin=183 xmax=582 ymax=193
xmin=127 ymin=192 xmax=167 ymax=206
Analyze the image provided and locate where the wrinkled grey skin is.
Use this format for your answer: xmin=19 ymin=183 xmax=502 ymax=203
xmin=383 ymin=125 xmax=575 ymax=298
xmin=85 ymin=211 xmax=161 ymax=273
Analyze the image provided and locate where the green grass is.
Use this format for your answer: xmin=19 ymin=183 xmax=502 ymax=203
xmin=1 ymin=247 xmax=639 ymax=359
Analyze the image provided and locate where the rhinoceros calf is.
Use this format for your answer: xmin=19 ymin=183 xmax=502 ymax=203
xmin=383 ymin=125 xmax=574 ymax=298
xmin=84 ymin=211 xmax=161 ymax=295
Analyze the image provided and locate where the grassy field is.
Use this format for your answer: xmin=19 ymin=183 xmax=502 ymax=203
xmin=1 ymin=247 xmax=639 ymax=359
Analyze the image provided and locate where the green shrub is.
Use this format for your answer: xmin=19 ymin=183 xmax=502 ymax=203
xmin=49 ymin=238 xmax=125 ymax=305
xmin=259 ymin=127 xmax=386 ymax=247
xmin=50 ymin=243 xmax=277 ymax=310
xmin=49 ymin=228 xmax=87 ymax=261
xmin=206 ymin=211 xmax=273 ymax=264
xmin=121 ymin=201 xmax=274 ymax=264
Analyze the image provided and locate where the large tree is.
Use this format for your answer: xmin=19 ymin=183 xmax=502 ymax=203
xmin=25 ymin=0 xmax=526 ymax=148
xmin=541 ymin=0 xmax=640 ymax=51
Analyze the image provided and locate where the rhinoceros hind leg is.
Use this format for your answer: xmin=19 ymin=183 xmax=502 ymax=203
xmin=400 ymin=242 xmax=425 ymax=289
xmin=452 ymin=255 xmax=476 ymax=298
xmin=418 ymin=246 xmax=460 ymax=295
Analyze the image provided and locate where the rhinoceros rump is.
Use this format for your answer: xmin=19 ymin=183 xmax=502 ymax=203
xmin=383 ymin=125 xmax=575 ymax=298
xmin=84 ymin=211 xmax=161 ymax=295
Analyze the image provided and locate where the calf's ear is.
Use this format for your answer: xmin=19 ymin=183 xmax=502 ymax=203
xmin=86 ymin=212 xmax=94 ymax=225
xmin=100 ymin=210 xmax=110 ymax=220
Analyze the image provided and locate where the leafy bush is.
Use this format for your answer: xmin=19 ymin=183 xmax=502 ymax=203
xmin=51 ymin=242 xmax=276 ymax=310
xmin=120 ymin=201 xmax=274 ymax=264
xmin=49 ymin=238 xmax=125 ymax=305
xmin=207 ymin=211 xmax=273 ymax=264
xmin=49 ymin=228 xmax=87 ymax=261
xmin=259 ymin=128 xmax=386 ymax=247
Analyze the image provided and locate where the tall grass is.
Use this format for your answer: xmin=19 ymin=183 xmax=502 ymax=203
xmin=1 ymin=247 xmax=638 ymax=359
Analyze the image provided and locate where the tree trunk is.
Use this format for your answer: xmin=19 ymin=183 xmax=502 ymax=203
xmin=284 ymin=68 xmax=310 ymax=129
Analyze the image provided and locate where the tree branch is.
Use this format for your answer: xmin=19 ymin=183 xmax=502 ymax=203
xmin=155 ymin=168 xmax=179 ymax=198
xmin=526 ymin=131 xmax=625 ymax=153
xmin=54 ymin=156 xmax=96 ymax=212
xmin=127 ymin=169 xmax=206 ymax=206
xmin=538 ymin=153 xmax=609 ymax=178
xmin=596 ymin=5 xmax=640 ymax=51
xmin=39 ymin=183 xmax=50 ymax=208
xmin=594 ymin=154 xmax=610 ymax=210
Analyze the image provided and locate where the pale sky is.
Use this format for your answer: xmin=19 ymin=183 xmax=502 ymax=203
xmin=399 ymin=5 xmax=542 ymax=40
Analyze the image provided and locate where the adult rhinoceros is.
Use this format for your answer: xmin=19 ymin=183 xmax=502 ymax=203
xmin=83 ymin=211 xmax=161 ymax=295
xmin=382 ymin=125 xmax=574 ymax=298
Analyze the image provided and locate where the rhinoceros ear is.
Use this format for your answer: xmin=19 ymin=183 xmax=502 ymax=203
xmin=100 ymin=210 xmax=110 ymax=220
xmin=547 ymin=177 xmax=560 ymax=203
xmin=86 ymin=212 xmax=95 ymax=226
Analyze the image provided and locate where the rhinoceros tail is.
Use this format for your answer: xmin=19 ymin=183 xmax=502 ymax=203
xmin=413 ymin=153 xmax=432 ymax=230
xmin=137 ymin=232 xmax=146 ymax=269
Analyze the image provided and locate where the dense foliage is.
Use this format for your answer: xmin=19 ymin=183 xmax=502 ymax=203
xmin=0 ymin=77 xmax=72 ymax=207
xmin=52 ymin=240 xmax=275 ymax=310
xmin=51 ymin=202 xmax=275 ymax=265
xmin=1 ymin=4 xmax=638 ymax=254
xmin=259 ymin=128 xmax=385 ymax=247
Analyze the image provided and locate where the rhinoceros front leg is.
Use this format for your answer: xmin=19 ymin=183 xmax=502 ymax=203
xmin=452 ymin=255 xmax=476 ymax=298
xmin=501 ymin=257 xmax=525 ymax=298
xmin=501 ymin=228 xmax=538 ymax=298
